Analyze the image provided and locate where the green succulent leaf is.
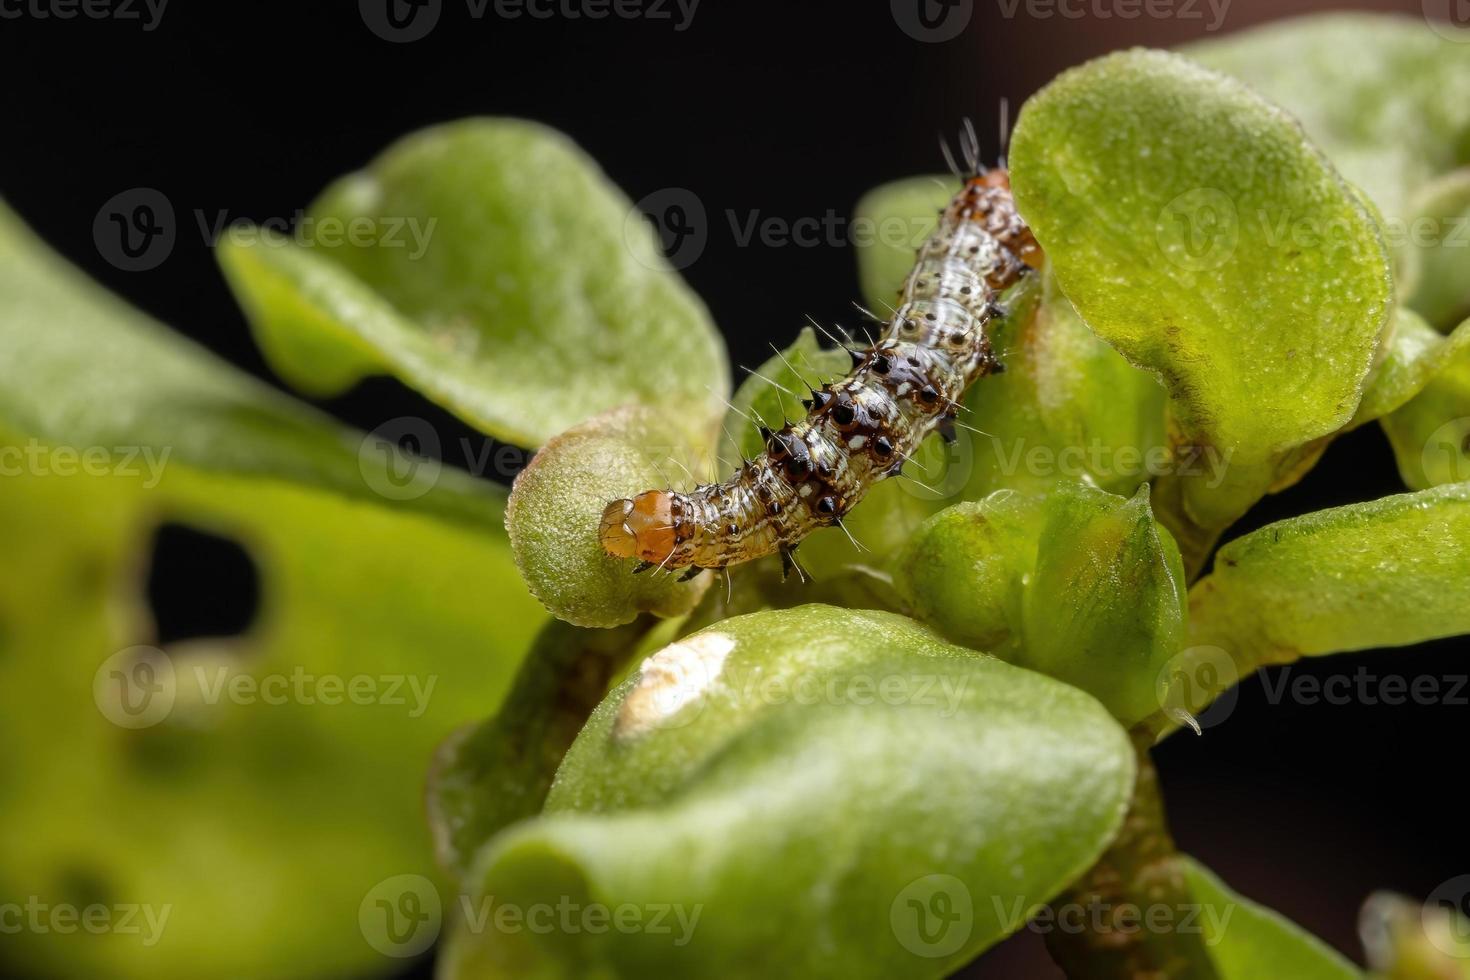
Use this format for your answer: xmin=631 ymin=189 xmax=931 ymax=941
xmin=853 ymin=175 xmax=953 ymax=308
xmin=1381 ymin=315 xmax=1470 ymax=489
xmin=506 ymin=405 xmax=711 ymax=627
xmin=1185 ymin=482 xmax=1470 ymax=697
xmin=452 ymin=606 xmax=1135 ymax=979
xmin=1354 ymin=309 xmax=1470 ymax=427
xmin=0 ymin=204 xmax=544 ymax=978
xmin=1403 ymin=168 xmax=1470 ymax=331
xmin=1010 ymin=48 xmax=1393 ymax=464
xmin=1184 ymin=13 xmax=1470 ymax=225
xmin=1183 ymin=857 xmax=1362 ymax=979
xmin=894 ymin=491 xmax=1045 ymax=652
xmin=897 ymin=484 xmax=1185 ymax=726
xmin=217 ymin=118 xmax=729 ymax=450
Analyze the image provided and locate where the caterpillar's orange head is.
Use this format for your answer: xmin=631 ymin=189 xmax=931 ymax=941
xmin=600 ymin=491 xmax=677 ymax=563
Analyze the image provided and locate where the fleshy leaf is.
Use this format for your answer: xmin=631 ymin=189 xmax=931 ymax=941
xmin=217 ymin=118 xmax=729 ymax=450
xmin=853 ymin=175 xmax=954 ymax=306
xmin=506 ymin=405 xmax=711 ymax=627
xmin=0 ymin=204 xmax=544 ymax=978
xmin=1010 ymin=48 xmax=1393 ymax=463
xmin=1022 ymin=484 xmax=1186 ymax=725
xmin=1404 ymin=169 xmax=1470 ymax=331
xmin=897 ymin=484 xmax=1185 ymax=726
xmin=453 ymin=606 xmax=1135 ymax=979
xmin=894 ymin=491 xmax=1044 ymax=652
xmin=1354 ymin=309 xmax=1470 ymax=427
xmin=1185 ymin=483 xmax=1470 ymax=698
xmin=1183 ymin=857 xmax=1362 ymax=979
xmin=1382 ymin=315 xmax=1470 ymax=489
xmin=1184 ymin=13 xmax=1470 ymax=224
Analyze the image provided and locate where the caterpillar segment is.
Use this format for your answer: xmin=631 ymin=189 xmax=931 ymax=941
xmin=599 ymin=167 xmax=1041 ymax=580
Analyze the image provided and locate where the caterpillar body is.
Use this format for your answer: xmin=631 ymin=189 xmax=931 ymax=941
xmin=600 ymin=165 xmax=1041 ymax=580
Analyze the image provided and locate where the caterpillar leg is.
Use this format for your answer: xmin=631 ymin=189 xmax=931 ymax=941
xmin=778 ymin=545 xmax=810 ymax=584
xmin=677 ymin=566 xmax=704 ymax=582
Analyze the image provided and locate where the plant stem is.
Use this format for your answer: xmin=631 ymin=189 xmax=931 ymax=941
xmin=1043 ymin=730 xmax=1222 ymax=980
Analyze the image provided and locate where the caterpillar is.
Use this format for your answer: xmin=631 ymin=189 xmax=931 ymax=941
xmin=601 ymin=150 xmax=1041 ymax=582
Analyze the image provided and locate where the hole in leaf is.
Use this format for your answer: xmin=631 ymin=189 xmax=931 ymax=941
xmin=145 ymin=523 xmax=260 ymax=645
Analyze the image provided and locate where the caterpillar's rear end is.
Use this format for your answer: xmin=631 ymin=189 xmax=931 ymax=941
xmin=600 ymin=166 xmax=1041 ymax=580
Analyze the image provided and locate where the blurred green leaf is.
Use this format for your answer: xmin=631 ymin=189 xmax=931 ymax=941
xmin=452 ymin=606 xmax=1135 ymax=979
xmin=1183 ymin=857 xmax=1362 ymax=979
xmin=1010 ymin=49 xmax=1392 ymax=463
xmin=1184 ymin=13 xmax=1470 ymax=223
xmin=0 ymin=205 xmax=544 ymax=978
xmin=505 ymin=405 xmax=711 ymax=627
xmin=1186 ymin=483 xmax=1470 ymax=688
xmin=1353 ymin=309 xmax=1470 ymax=427
xmin=1361 ymin=891 xmax=1470 ymax=978
xmin=218 ymin=118 xmax=729 ymax=450
xmin=1381 ymin=316 xmax=1470 ymax=489
xmin=1403 ymin=168 xmax=1470 ymax=330
xmin=853 ymin=175 xmax=953 ymax=309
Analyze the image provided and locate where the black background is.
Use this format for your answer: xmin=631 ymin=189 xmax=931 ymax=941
xmin=2 ymin=1 xmax=1464 ymax=976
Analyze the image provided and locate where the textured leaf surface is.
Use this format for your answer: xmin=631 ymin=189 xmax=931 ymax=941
xmin=506 ymin=406 xmax=711 ymax=627
xmin=453 ymin=606 xmax=1135 ymax=979
xmin=218 ymin=119 xmax=728 ymax=449
xmin=1010 ymin=49 xmax=1392 ymax=463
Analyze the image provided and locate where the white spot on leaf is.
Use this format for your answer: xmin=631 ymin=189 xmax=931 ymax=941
xmin=614 ymin=632 xmax=735 ymax=738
